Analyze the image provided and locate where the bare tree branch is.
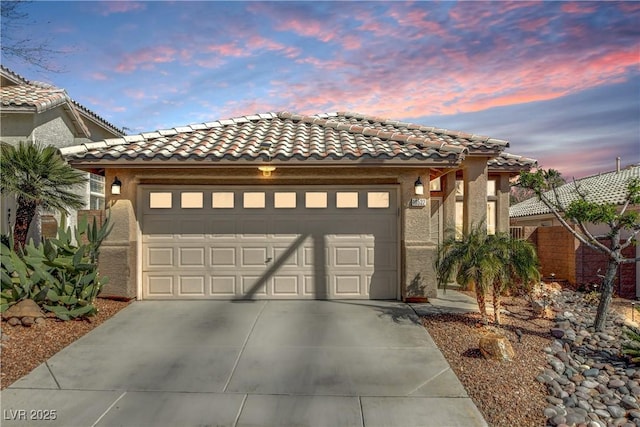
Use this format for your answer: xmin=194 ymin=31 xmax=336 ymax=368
xmin=1 ymin=1 xmax=66 ymax=73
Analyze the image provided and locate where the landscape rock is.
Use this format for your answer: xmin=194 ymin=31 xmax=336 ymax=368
xmin=479 ymin=333 xmax=515 ymax=361
xmin=541 ymin=289 xmax=640 ymax=427
xmin=2 ymin=299 xmax=45 ymax=319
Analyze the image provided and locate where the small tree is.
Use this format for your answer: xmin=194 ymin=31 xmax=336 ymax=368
xmin=489 ymin=233 xmax=540 ymax=325
xmin=435 ymin=224 xmax=540 ymax=325
xmin=517 ymin=169 xmax=640 ymax=332
xmin=0 ymin=142 xmax=86 ymax=249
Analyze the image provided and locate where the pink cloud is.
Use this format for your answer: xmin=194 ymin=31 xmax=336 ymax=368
xmin=115 ymin=45 xmax=178 ymax=73
xmin=519 ymin=17 xmax=551 ymax=32
xmin=89 ymin=72 xmax=108 ymax=81
xmin=277 ymin=18 xmax=333 ymax=43
xmin=247 ymin=36 xmax=300 ymax=59
xmin=123 ymin=89 xmax=147 ymax=100
xmin=561 ymin=2 xmax=597 ymax=14
xmin=206 ymin=43 xmax=247 ymax=57
xmin=98 ymin=1 xmax=146 ymax=16
xmin=387 ymin=6 xmax=449 ymax=39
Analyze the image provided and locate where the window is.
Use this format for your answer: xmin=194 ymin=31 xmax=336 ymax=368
xmin=367 ymin=192 xmax=389 ymax=208
xmin=429 ymin=177 xmax=441 ymax=192
xmin=89 ymin=174 xmax=105 ymax=210
xmin=212 ymin=192 xmax=234 ymax=208
xmin=181 ymin=192 xmax=203 ymax=209
xmin=336 ymin=192 xmax=358 ymax=208
xmin=305 ymin=192 xmax=327 ymax=208
xmin=274 ymin=192 xmax=296 ymax=208
xmin=455 ymin=179 xmax=498 ymax=236
xmin=243 ymin=192 xmax=265 ymax=208
xmin=149 ymin=192 xmax=172 ymax=209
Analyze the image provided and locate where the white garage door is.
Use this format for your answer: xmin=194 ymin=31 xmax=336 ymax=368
xmin=141 ymin=186 xmax=398 ymax=300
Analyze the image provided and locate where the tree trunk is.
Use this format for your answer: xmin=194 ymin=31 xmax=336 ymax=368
xmin=12 ymin=196 xmax=37 ymax=250
xmin=593 ymin=259 xmax=619 ymax=332
xmin=475 ymin=284 xmax=488 ymax=323
xmin=493 ymin=284 xmax=502 ymax=325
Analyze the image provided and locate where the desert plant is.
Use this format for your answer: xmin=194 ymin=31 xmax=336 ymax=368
xmin=0 ymin=141 xmax=86 ymax=249
xmin=435 ymin=224 xmax=540 ymax=325
xmin=435 ymin=223 xmax=501 ymax=324
xmin=623 ymin=325 xmax=640 ymax=364
xmin=488 ymin=232 xmax=540 ymax=324
xmin=0 ymin=213 xmax=112 ymax=319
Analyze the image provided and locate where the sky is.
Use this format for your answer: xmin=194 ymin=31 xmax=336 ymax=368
xmin=2 ymin=1 xmax=639 ymax=179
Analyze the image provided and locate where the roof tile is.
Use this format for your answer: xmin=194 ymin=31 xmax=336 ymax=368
xmin=510 ymin=165 xmax=640 ymax=217
xmin=63 ymin=111 xmax=534 ymax=168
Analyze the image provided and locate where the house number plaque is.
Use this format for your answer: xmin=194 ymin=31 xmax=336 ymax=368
xmin=410 ymin=198 xmax=427 ymax=207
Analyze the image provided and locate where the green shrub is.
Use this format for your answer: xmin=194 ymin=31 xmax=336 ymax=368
xmin=623 ymin=325 xmax=640 ymax=364
xmin=0 ymin=213 xmax=112 ymax=320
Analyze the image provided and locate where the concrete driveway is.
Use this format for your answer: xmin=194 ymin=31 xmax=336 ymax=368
xmin=1 ymin=300 xmax=486 ymax=427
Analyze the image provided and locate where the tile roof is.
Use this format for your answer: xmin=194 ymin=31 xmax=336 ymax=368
xmin=0 ymin=65 xmax=124 ymax=136
xmin=510 ymin=165 xmax=640 ymax=218
xmin=1 ymin=82 xmax=70 ymax=112
xmin=61 ymin=111 xmax=536 ymax=169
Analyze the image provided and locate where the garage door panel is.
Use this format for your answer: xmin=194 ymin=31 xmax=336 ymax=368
xmin=145 ymin=247 xmax=174 ymax=269
xmin=142 ymin=187 xmax=397 ymax=300
xmin=272 ymin=276 xmax=299 ymax=295
xmin=242 ymin=247 xmax=269 ymax=266
xmin=334 ymin=247 xmax=361 ymax=267
xmin=303 ymin=246 xmax=329 ymax=267
xmin=303 ymin=275 xmax=329 ymax=297
xmin=241 ymin=276 xmax=267 ymax=296
xmin=146 ymin=275 xmax=174 ymax=296
xmin=211 ymin=247 xmax=236 ymax=267
xmin=210 ymin=276 xmax=236 ymax=295
xmin=335 ymin=275 xmax=361 ymax=295
xmin=179 ymin=247 xmax=206 ymax=267
xmin=273 ymin=246 xmax=299 ymax=267
xmin=179 ymin=276 xmax=205 ymax=296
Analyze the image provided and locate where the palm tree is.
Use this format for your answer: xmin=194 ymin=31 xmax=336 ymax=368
xmin=488 ymin=232 xmax=540 ymax=324
xmin=1 ymin=142 xmax=86 ymax=249
xmin=435 ymin=224 xmax=500 ymax=323
xmin=435 ymin=224 xmax=540 ymax=325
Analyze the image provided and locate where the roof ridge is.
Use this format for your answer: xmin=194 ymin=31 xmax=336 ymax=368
xmin=336 ymin=111 xmax=510 ymax=148
xmin=278 ymin=111 xmax=468 ymax=155
xmin=0 ymin=65 xmax=30 ymax=85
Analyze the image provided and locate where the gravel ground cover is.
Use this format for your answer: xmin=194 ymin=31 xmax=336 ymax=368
xmin=0 ymin=298 xmax=131 ymax=390
xmin=423 ymin=295 xmax=553 ymax=427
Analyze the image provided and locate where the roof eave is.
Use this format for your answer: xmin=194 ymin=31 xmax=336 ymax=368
xmin=66 ymin=156 xmax=464 ymax=169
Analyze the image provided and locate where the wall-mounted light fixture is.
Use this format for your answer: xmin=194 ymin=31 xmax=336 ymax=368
xmin=111 ymin=177 xmax=122 ymax=195
xmin=414 ymin=177 xmax=424 ymax=195
xmin=258 ymin=166 xmax=276 ymax=177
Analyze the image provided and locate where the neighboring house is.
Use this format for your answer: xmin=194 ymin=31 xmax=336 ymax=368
xmin=0 ymin=66 xmax=125 ymax=240
xmin=510 ymin=163 xmax=640 ymax=298
xmin=61 ymin=111 xmax=535 ymax=301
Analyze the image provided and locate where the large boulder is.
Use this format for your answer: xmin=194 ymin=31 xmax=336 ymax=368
xmin=479 ymin=333 xmax=515 ymax=361
xmin=2 ymin=299 xmax=45 ymax=327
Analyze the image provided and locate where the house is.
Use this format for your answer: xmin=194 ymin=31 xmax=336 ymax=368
xmin=61 ymin=111 xmax=535 ymax=301
xmin=510 ymin=163 xmax=640 ymax=298
xmin=0 ymin=66 xmax=125 ymax=240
